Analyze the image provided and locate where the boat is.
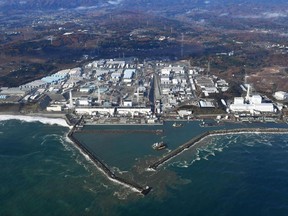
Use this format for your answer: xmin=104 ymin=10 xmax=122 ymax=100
xmin=152 ymin=141 xmax=167 ymax=150
xmin=172 ymin=122 xmax=183 ymax=127
xmin=155 ymin=129 xmax=164 ymax=134
xmin=199 ymin=121 xmax=223 ymax=127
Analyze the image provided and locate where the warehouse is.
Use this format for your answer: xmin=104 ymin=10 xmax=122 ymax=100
xmin=123 ymin=69 xmax=135 ymax=83
xmin=20 ymin=80 xmax=47 ymax=90
xmin=0 ymin=87 xmax=27 ymax=96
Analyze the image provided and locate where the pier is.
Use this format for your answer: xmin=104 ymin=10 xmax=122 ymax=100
xmin=67 ymin=116 xmax=151 ymax=195
xmin=149 ymin=127 xmax=288 ymax=170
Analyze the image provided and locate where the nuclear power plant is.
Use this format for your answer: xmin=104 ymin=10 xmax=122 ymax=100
xmin=229 ymin=80 xmax=275 ymax=114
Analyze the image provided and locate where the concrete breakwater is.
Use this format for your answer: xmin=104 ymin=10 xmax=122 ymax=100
xmin=149 ymin=127 xmax=288 ymax=170
xmin=75 ymin=129 xmax=163 ymax=135
xmin=67 ymin=117 xmax=151 ymax=195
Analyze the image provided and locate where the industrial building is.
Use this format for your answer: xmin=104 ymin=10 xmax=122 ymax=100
xmin=79 ymin=84 xmax=95 ymax=93
xmin=20 ymin=80 xmax=47 ymax=90
xmin=230 ymin=103 xmax=274 ymax=113
xmin=0 ymin=87 xmax=27 ymax=96
xmin=229 ymin=85 xmax=275 ymax=114
xmin=69 ymin=68 xmax=82 ymax=78
xmin=123 ymin=69 xmax=135 ymax=83
xmin=274 ymin=91 xmax=288 ymax=101
xmin=199 ymin=100 xmax=215 ymax=108
xmin=76 ymin=98 xmax=91 ymax=106
xmin=111 ymin=72 xmax=122 ymax=81
xmin=194 ymin=76 xmax=219 ymax=96
xmin=160 ymin=77 xmax=170 ymax=85
xmin=123 ymin=100 xmax=133 ymax=107
xmin=161 ymin=66 xmax=185 ymax=75
xmin=46 ymin=105 xmax=63 ymax=112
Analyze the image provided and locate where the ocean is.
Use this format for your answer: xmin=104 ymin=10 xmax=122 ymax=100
xmin=1 ymin=118 xmax=288 ymax=216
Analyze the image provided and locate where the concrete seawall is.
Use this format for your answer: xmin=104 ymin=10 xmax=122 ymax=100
xmin=149 ymin=127 xmax=288 ymax=170
xmin=75 ymin=129 xmax=163 ymax=135
xmin=67 ymin=117 xmax=151 ymax=195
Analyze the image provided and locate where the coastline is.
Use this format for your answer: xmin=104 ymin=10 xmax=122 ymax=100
xmin=1 ymin=115 xmax=288 ymax=214
xmin=1 ymin=111 xmax=287 ymax=196
xmin=0 ymin=112 xmax=71 ymax=128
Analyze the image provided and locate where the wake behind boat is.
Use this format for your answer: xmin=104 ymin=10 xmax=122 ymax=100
xmin=152 ymin=141 xmax=167 ymax=150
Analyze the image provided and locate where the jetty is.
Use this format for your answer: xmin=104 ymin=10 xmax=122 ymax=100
xmin=149 ymin=127 xmax=288 ymax=170
xmin=67 ymin=116 xmax=152 ymax=195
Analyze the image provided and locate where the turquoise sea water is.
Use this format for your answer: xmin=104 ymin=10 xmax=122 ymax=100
xmin=1 ymin=120 xmax=288 ymax=215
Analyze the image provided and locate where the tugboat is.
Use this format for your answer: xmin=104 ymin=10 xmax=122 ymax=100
xmin=152 ymin=141 xmax=167 ymax=150
xmin=172 ymin=122 xmax=183 ymax=127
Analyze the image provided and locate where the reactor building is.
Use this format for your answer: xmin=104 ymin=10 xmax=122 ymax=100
xmin=229 ymin=84 xmax=275 ymax=114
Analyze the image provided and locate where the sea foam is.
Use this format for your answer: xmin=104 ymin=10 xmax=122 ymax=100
xmin=0 ymin=114 xmax=71 ymax=128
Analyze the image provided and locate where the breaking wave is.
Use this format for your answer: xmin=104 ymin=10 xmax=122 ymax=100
xmin=111 ymin=166 xmax=128 ymax=175
xmin=171 ymin=133 xmax=285 ymax=169
xmin=0 ymin=114 xmax=71 ymax=128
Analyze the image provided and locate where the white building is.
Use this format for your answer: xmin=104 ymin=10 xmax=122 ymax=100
xmin=234 ymin=97 xmax=244 ymax=105
xmin=46 ymin=105 xmax=63 ymax=112
xmin=54 ymin=69 xmax=70 ymax=78
xmin=106 ymin=60 xmax=126 ymax=68
xmin=230 ymin=91 xmax=275 ymax=113
xmin=161 ymin=77 xmax=170 ymax=85
xmin=123 ymin=69 xmax=135 ymax=83
xmin=79 ymin=87 xmax=92 ymax=93
xmin=178 ymin=110 xmax=192 ymax=117
xmin=250 ymin=95 xmax=262 ymax=104
xmin=161 ymin=66 xmax=185 ymax=75
xmin=75 ymin=107 xmax=115 ymax=116
xmin=171 ymin=66 xmax=185 ymax=74
xmin=162 ymin=88 xmax=170 ymax=95
xmin=77 ymin=98 xmax=91 ymax=106
xmin=69 ymin=67 xmax=82 ymax=77
xmin=117 ymin=107 xmax=151 ymax=116
xmin=204 ymin=87 xmax=219 ymax=94
xmin=161 ymin=68 xmax=171 ymax=76
xmin=274 ymin=91 xmax=288 ymax=101
xmin=188 ymin=67 xmax=205 ymax=75
xmin=199 ymin=100 xmax=215 ymax=108
xmin=0 ymin=87 xmax=27 ymax=96
xmin=215 ymin=79 xmax=229 ymax=92
xmin=172 ymin=79 xmax=178 ymax=85
xmin=123 ymin=100 xmax=132 ymax=107
xmin=230 ymin=103 xmax=274 ymax=113
xmin=20 ymin=80 xmax=47 ymax=90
